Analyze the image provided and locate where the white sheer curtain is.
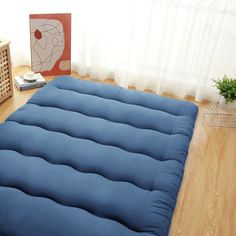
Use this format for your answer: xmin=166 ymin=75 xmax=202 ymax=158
xmin=1 ymin=0 xmax=236 ymax=101
xmin=77 ymin=0 xmax=236 ymax=101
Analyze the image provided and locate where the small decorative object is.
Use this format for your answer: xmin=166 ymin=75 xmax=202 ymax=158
xmin=24 ymin=71 xmax=36 ymax=82
xmin=29 ymin=13 xmax=71 ymax=76
xmin=14 ymin=72 xmax=46 ymax=91
xmin=203 ymin=102 xmax=236 ymax=128
xmin=0 ymin=40 xmax=13 ymax=104
xmin=214 ymin=75 xmax=236 ymax=111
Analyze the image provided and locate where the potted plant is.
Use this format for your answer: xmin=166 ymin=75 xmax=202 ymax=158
xmin=214 ymin=75 xmax=236 ymax=110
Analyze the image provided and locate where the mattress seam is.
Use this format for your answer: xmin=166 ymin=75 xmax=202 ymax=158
xmin=0 ymin=185 xmax=156 ymax=235
xmin=0 ymin=148 xmax=180 ymax=200
xmin=3 ymin=121 xmax=186 ymax=166
xmin=27 ymin=102 xmax=193 ymax=138
xmin=0 ymin=149 xmax=153 ymax=192
xmin=6 ymin=120 xmax=168 ymax=162
xmin=49 ymin=83 xmax=196 ymax=118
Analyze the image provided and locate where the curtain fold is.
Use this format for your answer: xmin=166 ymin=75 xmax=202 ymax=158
xmin=1 ymin=0 xmax=236 ymax=102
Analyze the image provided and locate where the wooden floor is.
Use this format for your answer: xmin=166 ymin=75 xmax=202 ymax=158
xmin=0 ymin=66 xmax=235 ymax=236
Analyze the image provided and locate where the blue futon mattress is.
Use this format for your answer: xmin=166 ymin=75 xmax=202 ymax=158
xmin=0 ymin=76 xmax=198 ymax=236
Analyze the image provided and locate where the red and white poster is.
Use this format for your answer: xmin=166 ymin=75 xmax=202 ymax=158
xmin=29 ymin=13 xmax=71 ymax=76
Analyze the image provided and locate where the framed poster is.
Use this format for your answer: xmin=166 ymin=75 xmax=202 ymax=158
xmin=29 ymin=13 xmax=71 ymax=76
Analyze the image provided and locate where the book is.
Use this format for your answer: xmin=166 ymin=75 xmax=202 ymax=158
xmin=14 ymin=73 xmax=47 ymax=91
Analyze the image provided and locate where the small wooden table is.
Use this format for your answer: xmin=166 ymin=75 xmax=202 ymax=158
xmin=0 ymin=40 xmax=13 ymax=104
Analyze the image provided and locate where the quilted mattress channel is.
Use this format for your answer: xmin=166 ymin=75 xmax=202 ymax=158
xmin=0 ymin=76 xmax=198 ymax=236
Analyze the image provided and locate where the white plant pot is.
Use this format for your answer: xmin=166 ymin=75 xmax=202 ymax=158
xmin=219 ymin=97 xmax=236 ymax=111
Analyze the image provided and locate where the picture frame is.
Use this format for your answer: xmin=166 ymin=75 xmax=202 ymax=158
xmin=29 ymin=13 xmax=71 ymax=76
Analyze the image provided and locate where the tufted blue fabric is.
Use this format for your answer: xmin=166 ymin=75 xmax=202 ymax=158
xmin=0 ymin=76 xmax=198 ymax=236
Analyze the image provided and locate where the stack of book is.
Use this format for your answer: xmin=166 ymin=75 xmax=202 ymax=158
xmin=14 ymin=73 xmax=47 ymax=91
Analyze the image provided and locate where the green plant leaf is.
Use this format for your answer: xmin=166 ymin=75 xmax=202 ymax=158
xmin=213 ymin=76 xmax=236 ymax=104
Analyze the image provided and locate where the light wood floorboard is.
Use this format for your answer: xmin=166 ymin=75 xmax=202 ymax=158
xmin=0 ymin=66 xmax=235 ymax=236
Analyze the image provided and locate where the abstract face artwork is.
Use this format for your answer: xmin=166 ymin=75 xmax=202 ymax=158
xmin=29 ymin=14 xmax=71 ymax=76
